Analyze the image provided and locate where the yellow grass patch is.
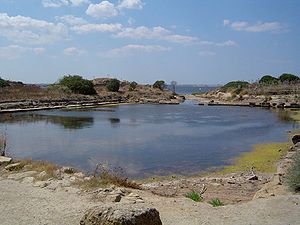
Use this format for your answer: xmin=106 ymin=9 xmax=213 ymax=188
xmin=220 ymin=142 xmax=290 ymax=174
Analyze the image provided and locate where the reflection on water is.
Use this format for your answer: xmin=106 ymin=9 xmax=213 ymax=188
xmin=0 ymin=104 xmax=297 ymax=178
xmin=0 ymin=113 xmax=94 ymax=129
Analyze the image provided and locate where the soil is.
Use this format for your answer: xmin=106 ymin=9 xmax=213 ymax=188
xmin=0 ymin=177 xmax=299 ymax=225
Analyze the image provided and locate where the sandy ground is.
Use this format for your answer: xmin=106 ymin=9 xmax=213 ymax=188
xmin=1 ymin=178 xmax=300 ymax=225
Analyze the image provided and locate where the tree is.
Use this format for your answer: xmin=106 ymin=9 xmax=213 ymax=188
xmin=153 ymin=80 xmax=165 ymax=90
xmin=58 ymin=75 xmax=96 ymax=95
xmin=129 ymin=81 xmax=138 ymax=91
xmin=0 ymin=77 xmax=9 ymax=88
xmin=259 ymin=75 xmax=278 ymax=85
xmin=220 ymin=81 xmax=249 ymax=92
xmin=170 ymin=81 xmax=177 ymax=93
xmin=279 ymin=73 xmax=299 ymax=83
xmin=106 ymin=79 xmax=120 ymax=92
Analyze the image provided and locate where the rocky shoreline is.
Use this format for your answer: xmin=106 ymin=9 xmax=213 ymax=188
xmin=186 ymin=92 xmax=300 ymax=109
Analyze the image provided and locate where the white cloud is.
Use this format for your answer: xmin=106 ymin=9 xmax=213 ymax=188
xmin=86 ymin=1 xmax=118 ymax=18
xmin=56 ymin=15 xmax=87 ymax=25
xmin=0 ymin=13 xmax=68 ymax=44
xmin=118 ymin=0 xmax=144 ymax=10
xmin=101 ymin=44 xmax=170 ymax=57
xmin=114 ymin=26 xmax=199 ymax=44
xmin=0 ymin=45 xmax=45 ymax=59
xmin=224 ymin=19 xmax=284 ymax=33
xmin=63 ymin=47 xmax=86 ymax=55
xmin=71 ymin=23 xmax=122 ymax=33
xmin=215 ymin=40 xmax=237 ymax=47
xmin=198 ymin=51 xmax=216 ymax=57
xmin=42 ymin=0 xmax=90 ymax=8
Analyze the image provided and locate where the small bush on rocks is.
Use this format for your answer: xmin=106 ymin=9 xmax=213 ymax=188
xmin=209 ymin=198 xmax=224 ymax=207
xmin=106 ymin=79 xmax=120 ymax=92
xmin=58 ymin=75 xmax=96 ymax=95
xmin=185 ymin=191 xmax=202 ymax=202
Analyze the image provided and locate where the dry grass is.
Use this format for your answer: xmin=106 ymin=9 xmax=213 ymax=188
xmin=76 ymin=163 xmax=140 ymax=190
xmin=15 ymin=159 xmax=59 ymax=180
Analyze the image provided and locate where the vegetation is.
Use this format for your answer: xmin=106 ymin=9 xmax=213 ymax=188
xmin=77 ymin=163 xmax=140 ymax=190
xmin=208 ymin=198 xmax=224 ymax=207
xmin=153 ymin=80 xmax=165 ymax=90
xmin=220 ymin=142 xmax=290 ymax=174
xmin=58 ymin=75 xmax=96 ymax=95
xmin=220 ymin=81 xmax=250 ymax=92
xmin=185 ymin=191 xmax=203 ymax=202
xmin=259 ymin=75 xmax=278 ymax=85
xmin=286 ymin=151 xmax=300 ymax=192
xmin=0 ymin=77 xmax=9 ymax=88
xmin=106 ymin=79 xmax=120 ymax=92
xmin=129 ymin=81 xmax=138 ymax=91
xmin=278 ymin=73 xmax=299 ymax=83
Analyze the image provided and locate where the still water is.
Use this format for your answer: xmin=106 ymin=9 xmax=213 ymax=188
xmin=0 ymin=102 xmax=295 ymax=178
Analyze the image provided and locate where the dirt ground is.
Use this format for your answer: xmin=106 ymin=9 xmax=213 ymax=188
xmin=1 ymin=177 xmax=300 ymax=225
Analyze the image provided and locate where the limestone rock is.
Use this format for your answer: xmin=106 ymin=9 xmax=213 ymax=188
xmin=0 ymin=156 xmax=12 ymax=165
xmin=5 ymin=162 xmax=21 ymax=171
xmin=80 ymin=204 xmax=162 ymax=225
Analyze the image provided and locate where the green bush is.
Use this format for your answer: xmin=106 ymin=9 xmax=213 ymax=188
xmin=287 ymin=151 xmax=300 ymax=192
xmin=153 ymin=80 xmax=165 ymax=90
xmin=58 ymin=75 xmax=96 ymax=95
xmin=279 ymin=73 xmax=299 ymax=83
xmin=0 ymin=77 xmax=9 ymax=88
xmin=221 ymin=81 xmax=249 ymax=92
xmin=185 ymin=191 xmax=203 ymax=202
xmin=106 ymin=79 xmax=120 ymax=92
xmin=208 ymin=198 xmax=224 ymax=207
xmin=259 ymin=75 xmax=278 ymax=85
xmin=129 ymin=81 xmax=138 ymax=91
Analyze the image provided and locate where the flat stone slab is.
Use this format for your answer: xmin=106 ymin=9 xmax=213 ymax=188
xmin=0 ymin=156 xmax=12 ymax=164
xmin=7 ymin=171 xmax=38 ymax=180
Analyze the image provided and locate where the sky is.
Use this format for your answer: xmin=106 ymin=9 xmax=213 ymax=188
xmin=0 ymin=0 xmax=299 ymax=84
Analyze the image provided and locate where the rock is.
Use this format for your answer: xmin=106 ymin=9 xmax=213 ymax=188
xmin=21 ymin=176 xmax=34 ymax=184
xmin=0 ymin=156 xmax=12 ymax=165
xmin=5 ymin=162 xmax=21 ymax=171
xmin=33 ymin=181 xmax=50 ymax=188
xmin=248 ymin=175 xmax=258 ymax=181
xmin=7 ymin=171 xmax=37 ymax=180
xmin=37 ymin=171 xmax=47 ymax=178
xmin=292 ymin=134 xmax=300 ymax=145
xmin=107 ymin=194 xmax=122 ymax=203
xmin=80 ymin=204 xmax=162 ymax=225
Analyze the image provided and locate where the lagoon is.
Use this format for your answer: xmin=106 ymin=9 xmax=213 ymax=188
xmin=0 ymin=101 xmax=296 ymax=178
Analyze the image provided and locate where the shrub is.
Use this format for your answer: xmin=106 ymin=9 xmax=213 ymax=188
xmin=153 ymin=80 xmax=165 ymax=90
xmin=259 ymin=75 xmax=278 ymax=85
xmin=58 ymin=75 xmax=96 ymax=95
xmin=129 ymin=81 xmax=138 ymax=91
xmin=287 ymin=151 xmax=300 ymax=192
xmin=220 ymin=81 xmax=249 ymax=92
xmin=209 ymin=198 xmax=224 ymax=207
xmin=279 ymin=73 xmax=299 ymax=83
xmin=106 ymin=79 xmax=120 ymax=92
xmin=185 ymin=191 xmax=202 ymax=202
xmin=0 ymin=77 xmax=9 ymax=88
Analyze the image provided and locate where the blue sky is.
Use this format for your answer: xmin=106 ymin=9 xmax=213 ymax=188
xmin=0 ymin=0 xmax=299 ymax=84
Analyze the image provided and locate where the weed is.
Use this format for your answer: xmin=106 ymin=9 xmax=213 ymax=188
xmin=185 ymin=191 xmax=203 ymax=202
xmin=209 ymin=198 xmax=224 ymax=207
xmin=77 ymin=163 xmax=140 ymax=190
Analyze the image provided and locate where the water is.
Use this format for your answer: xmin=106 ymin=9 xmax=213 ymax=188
xmin=0 ymin=102 xmax=295 ymax=178
xmin=166 ymin=85 xmax=219 ymax=94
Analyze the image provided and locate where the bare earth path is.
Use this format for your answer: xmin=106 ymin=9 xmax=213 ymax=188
xmin=1 ymin=178 xmax=300 ymax=225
